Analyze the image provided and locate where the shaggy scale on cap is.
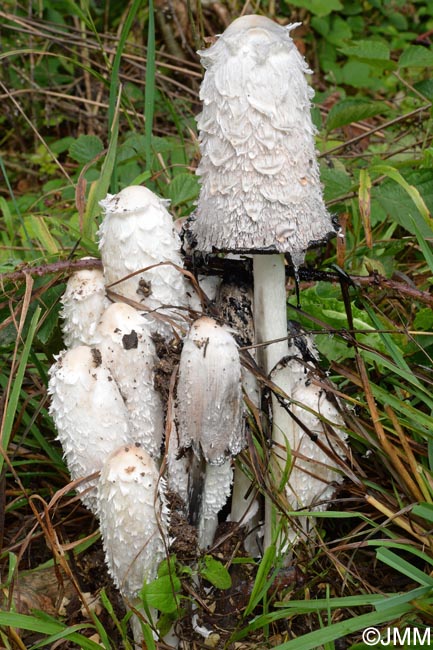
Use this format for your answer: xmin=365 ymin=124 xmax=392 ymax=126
xmin=48 ymin=345 xmax=131 ymax=513
xmin=98 ymin=185 xmax=189 ymax=334
xmin=192 ymin=15 xmax=336 ymax=265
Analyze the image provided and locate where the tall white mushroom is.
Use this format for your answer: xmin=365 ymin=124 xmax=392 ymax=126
xmin=60 ymin=260 xmax=109 ymax=348
xmin=97 ymin=443 xmax=169 ymax=643
xmin=190 ymin=15 xmax=337 ymax=548
xmin=94 ymin=302 xmax=164 ymax=459
xmin=48 ymin=345 xmax=131 ymax=513
xmin=98 ymin=185 xmax=189 ymax=336
xmin=174 ymin=316 xmax=244 ymax=548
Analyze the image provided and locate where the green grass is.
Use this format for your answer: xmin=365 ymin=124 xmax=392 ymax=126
xmin=1 ymin=0 xmax=433 ymax=647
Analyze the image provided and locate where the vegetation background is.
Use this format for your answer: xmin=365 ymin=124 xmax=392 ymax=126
xmin=1 ymin=0 xmax=433 ymax=648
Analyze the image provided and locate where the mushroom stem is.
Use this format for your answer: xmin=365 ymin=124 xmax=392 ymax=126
xmin=253 ymin=254 xmax=293 ymax=549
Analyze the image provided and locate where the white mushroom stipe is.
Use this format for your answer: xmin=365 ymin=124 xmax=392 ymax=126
xmin=282 ymin=331 xmax=346 ymax=535
xmin=95 ymin=302 xmax=164 ymax=459
xmin=98 ymin=185 xmax=189 ymax=336
xmin=288 ymin=381 xmax=345 ymax=519
xmin=97 ymin=443 xmax=169 ymax=601
xmin=192 ymin=15 xmax=335 ymax=260
xmin=60 ymin=260 xmax=109 ymax=348
xmin=48 ymin=345 xmax=131 ymax=513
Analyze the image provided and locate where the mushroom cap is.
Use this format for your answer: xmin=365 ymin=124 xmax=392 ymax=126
xmin=98 ymin=185 xmax=189 ymax=334
xmin=198 ymin=460 xmax=233 ymax=548
xmin=176 ymin=316 xmax=245 ymax=465
xmin=97 ymin=443 xmax=169 ymax=600
xmin=60 ymin=261 xmax=109 ymax=348
xmin=48 ymin=345 xmax=131 ymax=512
xmin=192 ymin=16 xmax=336 ymax=264
xmin=99 ymin=185 xmax=171 ymax=217
xmin=94 ymin=302 xmax=164 ymax=458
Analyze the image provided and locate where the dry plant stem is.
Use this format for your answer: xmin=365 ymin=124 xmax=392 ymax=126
xmin=253 ymin=254 xmax=293 ymax=549
xmin=4 ymin=261 xmax=433 ymax=309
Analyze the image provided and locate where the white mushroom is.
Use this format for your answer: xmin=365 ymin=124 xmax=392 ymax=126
xmin=60 ymin=260 xmax=109 ymax=348
xmin=94 ymin=302 xmax=164 ymax=459
xmin=97 ymin=443 xmax=169 ymax=645
xmin=174 ymin=316 xmax=244 ymax=547
xmin=97 ymin=443 xmax=169 ymax=599
xmin=98 ymin=185 xmax=189 ymax=336
xmin=192 ymin=15 xmax=334 ymax=260
xmin=190 ymin=15 xmax=337 ymax=549
xmin=48 ymin=345 xmax=131 ymax=512
xmin=282 ymin=323 xmax=346 ymax=539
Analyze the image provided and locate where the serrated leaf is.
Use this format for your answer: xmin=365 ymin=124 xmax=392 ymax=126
xmin=399 ymin=45 xmax=433 ymax=68
xmin=371 ymin=165 xmax=433 ymax=231
xmin=69 ymin=135 xmax=104 ymax=164
xmin=141 ymin=574 xmax=181 ymax=613
xmin=200 ymin=556 xmax=232 ymax=590
xmin=166 ymin=173 xmax=200 ymax=207
xmin=326 ymin=99 xmax=385 ymax=131
xmin=339 ymin=40 xmax=390 ymax=61
xmin=372 ymin=170 xmax=433 ymax=239
xmin=321 ymin=168 xmax=353 ymax=202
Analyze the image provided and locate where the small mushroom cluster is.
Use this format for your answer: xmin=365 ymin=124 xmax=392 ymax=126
xmin=49 ymin=184 xmax=248 ymax=646
xmin=48 ymin=13 xmax=348 ymax=648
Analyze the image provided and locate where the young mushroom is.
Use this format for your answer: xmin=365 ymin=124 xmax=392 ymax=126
xmin=60 ymin=259 xmax=109 ymax=348
xmin=48 ymin=345 xmax=131 ymax=513
xmin=283 ymin=323 xmax=346 ymax=540
xmin=94 ymin=302 xmax=164 ymax=459
xmin=174 ymin=316 xmax=244 ymax=548
xmin=97 ymin=443 xmax=170 ymax=645
xmin=98 ymin=185 xmax=189 ymax=336
xmin=190 ymin=14 xmax=337 ymax=548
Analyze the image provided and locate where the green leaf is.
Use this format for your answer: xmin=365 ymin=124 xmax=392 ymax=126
xmin=166 ymin=173 xmax=200 ymax=207
xmin=244 ymin=543 xmax=276 ymax=616
xmin=376 ymin=548 xmax=433 ymax=586
xmin=261 ymin=606 xmax=414 ymax=650
xmin=399 ymin=45 xmax=433 ymax=68
xmin=414 ymin=79 xmax=433 ymax=101
xmin=413 ymin=308 xmax=433 ymax=331
xmin=36 ymin=284 xmax=64 ymax=345
xmin=0 ymin=612 xmax=101 ymax=649
xmin=83 ymin=93 xmax=121 ymax=236
xmin=0 ymin=308 xmax=41 ymax=475
xmin=412 ymin=503 xmax=433 ymax=523
xmin=339 ymin=40 xmax=391 ymax=61
xmin=286 ymin=0 xmax=343 ymax=17
xmin=141 ymin=574 xmax=181 ymax=614
xmin=326 ymin=99 xmax=386 ymax=131
xmin=321 ymin=168 xmax=353 ymax=202
xmin=371 ymin=165 xmax=433 ymax=234
xmin=69 ymin=135 xmax=104 ymax=164
xmin=200 ymin=556 xmax=232 ymax=590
